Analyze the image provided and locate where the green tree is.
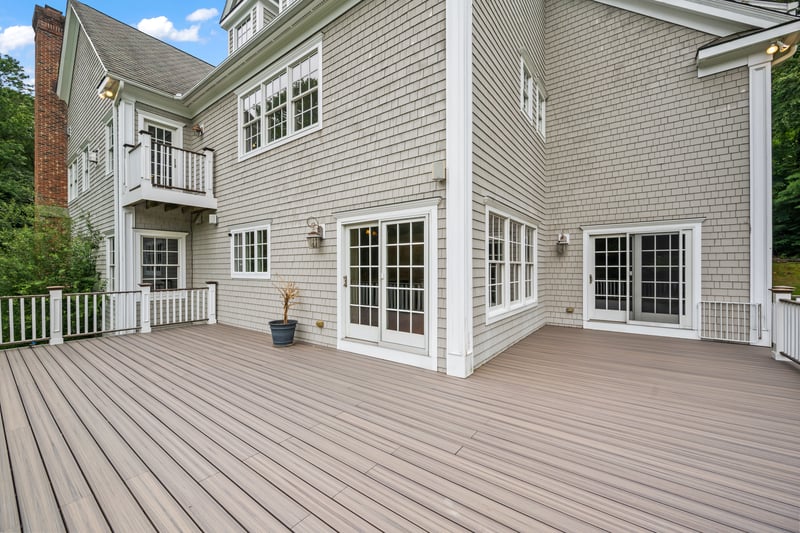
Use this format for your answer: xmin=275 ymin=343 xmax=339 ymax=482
xmin=773 ymin=53 xmax=800 ymax=258
xmin=0 ymin=54 xmax=101 ymax=296
xmin=0 ymin=54 xmax=34 ymax=206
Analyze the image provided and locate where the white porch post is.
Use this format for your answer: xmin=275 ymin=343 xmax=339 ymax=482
xmin=770 ymin=286 xmax=793 ymax=361
xmin=445 ymin=0 xmax=474 ymax=377
xmin=749 ymin=54 xmax=773 ymax=346
xmin=206 ymin=281 xmax=217 ymax=324
xmin=47 ymin=286 xmax=64 ymax=345
xmin=139 ymin=284 xmax=151 ymax=334
xmin=203 ymin=148 xmax=215 ymax=199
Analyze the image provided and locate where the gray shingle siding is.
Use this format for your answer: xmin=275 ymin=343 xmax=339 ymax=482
xmin=65 ymin=29 xmax=114 ymax=285
xmin=189 ymin=0 xmax=448 ymax=366
xmin=471 ymin=0 xmax=549 ymax=368
xmin=543 ymin=0 xmax=751 ymax=327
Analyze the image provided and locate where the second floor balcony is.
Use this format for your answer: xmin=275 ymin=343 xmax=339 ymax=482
xmin=123 ymin=131 xmax=217 ymax=210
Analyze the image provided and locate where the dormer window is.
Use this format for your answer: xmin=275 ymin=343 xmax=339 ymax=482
xmin=235 ymin=16 xmax=254 ymax=50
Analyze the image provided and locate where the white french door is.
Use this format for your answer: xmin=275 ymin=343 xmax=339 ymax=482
xmin=344 ymin=218 xmax=427 ymax=350
xmin=146 ymin=123 xmax=174 ymax=187
xmin=589 ymin=230 xmax=693 ymax=327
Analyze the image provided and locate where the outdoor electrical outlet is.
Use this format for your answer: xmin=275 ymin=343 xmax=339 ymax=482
xmin=566 ymin=307 xmax=574 ymax=313
xmin=316 ymin=320 xmax=325 ymax=328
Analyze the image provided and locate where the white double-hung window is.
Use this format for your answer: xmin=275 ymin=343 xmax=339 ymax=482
xmin=486 ymin=208 xmax=537 ymax=321
xmin=231 ymin=225 xmax=270 ymax=279
xmin=519 ymin=57 xmax=546 ymax=137
xmin=239 ymin=44 xmax=321 ymax=157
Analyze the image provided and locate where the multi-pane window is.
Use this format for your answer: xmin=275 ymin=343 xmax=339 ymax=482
xmin=487 ymin=210 xmax=537 ymax=317
xmin=240 ymin=46 xmax=321 ymax=156
xmin=235 ymin=16 xmax=253 ymax=50
xmin=520 ymin=57 xmax=546 ymax=137
xmin=67 ymin=149 xmax=89 ymax=201
xmin=105 ymin=121 xmax=114 ymax=175
xmin=106 ymin=236 xmax=115 ymax=291
xmin=231 ymin=226 xmax=270 ymax=278
xmin=141 ymin=237 xmax=180 ymax=290
xmin=242 ymin=87 xmax=262 ymax=152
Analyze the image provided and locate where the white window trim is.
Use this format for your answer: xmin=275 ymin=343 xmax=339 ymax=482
xmin=336 ymin=199 xmax=439 ymax=371
xmin=105 ymin=235 xmax=116 ymax=291
xmin=237 ymin=41 xmax=323 ymax=161
xmin=81 ymin=146 xmax=90 ymax=192
xmin=230 ymin=224 xmax=271 ymax=279
xmin=137 ymin=111 xmax=184 ymax=149
xmin=581 ymin=220 xmax=703 ymax=340
xmin=105 ymin=119 xmax=114 ymax=176
xmin=485 ymin=206 xmax=539 ymax=324
xmin=133 ymin=230 xmax=187 ymax=289
xmin=519 ymin=56 xmax=546 ymax=139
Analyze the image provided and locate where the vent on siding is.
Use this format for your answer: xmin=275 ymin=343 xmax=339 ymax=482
xmin=252 ymin=6 xmax=258 ymax=31
xmin=228 ymin=28 xmax=234 ymax=54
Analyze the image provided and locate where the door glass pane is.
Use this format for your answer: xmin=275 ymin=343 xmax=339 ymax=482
xmin=147 ymin=125 xmax=173 ymax=187
xmin=594 ymin=236 xmax=629 ymax=312
xmin=638 ymin=232 xmax=681 ymax=318
xmin=348 ymin=225 xmax=379 ymax=327
xmin=385 ymin=221 xmax=424 ymax=336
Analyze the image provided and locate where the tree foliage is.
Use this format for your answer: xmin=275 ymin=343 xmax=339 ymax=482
xmin=0 ymin=54 xmax=100 ymax=295
xmin=0 ymin=54 xmax=34 ymax=205
xmin=773 ymin=53 xmax=800 ymax=258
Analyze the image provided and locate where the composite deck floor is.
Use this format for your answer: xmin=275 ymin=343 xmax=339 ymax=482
xmin=1 ymin=324 xmax=799 ymax=532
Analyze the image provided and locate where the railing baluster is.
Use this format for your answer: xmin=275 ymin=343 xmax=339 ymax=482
xmin=9 ymin=299 xmax=15 ymax=343
xmin=20 ymin=297 xmax=26 ymax=341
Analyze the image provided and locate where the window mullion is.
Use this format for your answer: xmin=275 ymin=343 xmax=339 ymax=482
xmin=504 ymin=218 xmax=511 ymax=310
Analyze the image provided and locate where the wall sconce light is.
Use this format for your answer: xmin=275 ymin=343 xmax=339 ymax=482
xmin=767 ymin=41 xmax=789 ymax=55
xmin=96 ymin=76 xmax=119 ymax=100
xmin=556 ymin=232 xmax=570 ymax=254
xmin=306 ymin=217 xmax=324 ymax=249
xmin=192 ymin=123 xmax=204 ymax=137
xmin=88 ymin=150 xmax=99 ymax=164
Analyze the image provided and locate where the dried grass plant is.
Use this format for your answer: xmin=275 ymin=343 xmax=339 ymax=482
xmin=275 ymin=277 xmax=300 ymax=324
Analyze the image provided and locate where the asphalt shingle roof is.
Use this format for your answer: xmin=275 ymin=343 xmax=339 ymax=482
xmin=71 ymin=0 xmax=214 ymax=95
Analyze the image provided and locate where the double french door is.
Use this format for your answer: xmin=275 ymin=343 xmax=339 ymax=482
xmin=147 ymin=124 xmax=174 ymax=187
xmin=345 ymin=219 xmax=427 ymax=349
xmin=590 ymin=231 xmax=692 ymax=326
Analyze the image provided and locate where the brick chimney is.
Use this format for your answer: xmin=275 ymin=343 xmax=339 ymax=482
xmin=32 ymin=5 xmax=67 ymax=208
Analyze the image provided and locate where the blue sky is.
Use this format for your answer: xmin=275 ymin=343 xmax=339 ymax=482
xmin=1 ymin=1 xmax=229 ymax=83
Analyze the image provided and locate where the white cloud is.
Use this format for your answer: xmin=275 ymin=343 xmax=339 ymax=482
xmin=186 ymin=8 xmax=219 ymax=22
xmin=0 ymin=26 xmax=35 ymax=54
xmin=137 ymin=16 xmax=200 ymax=42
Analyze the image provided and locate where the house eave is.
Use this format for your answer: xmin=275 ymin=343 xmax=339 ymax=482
xmin=594 ymin=0 xmax=797 ymax=36
xmin=697 ymin=19 xmax=800 ymax=76
xmin=181 ymin=0 xmax=362 ymax=116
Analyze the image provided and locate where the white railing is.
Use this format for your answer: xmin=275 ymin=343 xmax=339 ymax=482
xmin=699 ymin=301 xmax=762 ymax=344
xmin=125 ymin=131 xmax=214 ymax=197
xmin=772 ymin=288 xmax=799 ymax=364
xmin=149 ymin=287 xmax=212 ymax=327
xmin=0 ymin=294 xmax=50 ymax=346
xmin=0 ymin=282 xmax=217 ymax=349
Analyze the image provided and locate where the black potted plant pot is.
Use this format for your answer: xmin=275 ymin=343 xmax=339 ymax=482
xmin=269 ymin=319 xmax=297 ymax=346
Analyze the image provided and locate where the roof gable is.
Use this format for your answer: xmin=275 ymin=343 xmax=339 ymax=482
xmin=65 ymin=0 xmax=213 ymax=97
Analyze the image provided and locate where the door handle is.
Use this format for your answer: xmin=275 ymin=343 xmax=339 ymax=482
xmin=589 ymin=274 xmax=593 ymax=284
xmin=342 ymin=276 xmax=348 ymax=288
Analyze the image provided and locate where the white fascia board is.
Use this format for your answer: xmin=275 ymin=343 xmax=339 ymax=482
xmin=594 ymin=0 xmax=795 ymax=36
xmin=113 ymin=79 xmax=193 ymax=118
xmin=697 ymin=20 xmax=800 ymax=76
xmin=220 ymin=0 xmax=257 ymax=30
xmin=183 ymin=0 xmax=361 ymax=115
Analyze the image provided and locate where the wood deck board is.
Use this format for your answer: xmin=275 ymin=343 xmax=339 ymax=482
xmin=1 ymin=324 xmax=798 ymax=531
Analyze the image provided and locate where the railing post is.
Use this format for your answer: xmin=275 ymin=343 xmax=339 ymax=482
xmin=206 ymin=281 xmax=217 ymax=324
xmin=139 ymin=283 xmax=152 ymax=334
xmin=203 ymin=148 xmax=214 ymax=199
xmin=48 ymin=286 xmax=64 ymax=345
xmin=770 ymin=286 xmax=794 ymax=361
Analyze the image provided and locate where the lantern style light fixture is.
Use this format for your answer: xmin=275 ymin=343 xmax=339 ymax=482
xmin=306 ymin=217 xmax=324 ymax=249
xmin=96 ymin=76 xmax=119 ymax=100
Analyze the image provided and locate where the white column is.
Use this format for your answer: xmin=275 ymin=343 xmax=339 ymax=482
xmin=47 ymin=286 xmax=64 ymax=345
xmin=206 ymin=281 xmax=217 ymax=324
xmin=139 ymin=284 xmax=151 ymax=334
xmin=749 ymin=54 xmax=773 ymax=347
xmin=770 ymin=286 xmax=793 ymax=361
xmin=203 ymin=148 xmax=215 ymax=199
xmin=445 ymin=0 xmax=474 ymax=377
